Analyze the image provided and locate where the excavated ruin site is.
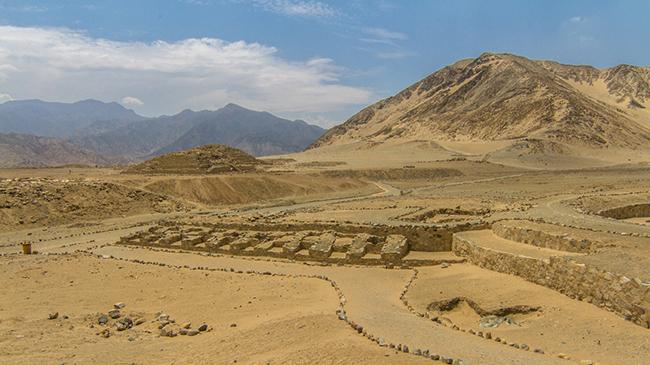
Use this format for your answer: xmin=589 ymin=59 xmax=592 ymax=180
xmin=2 ymin=153 xmax=650 ymax=365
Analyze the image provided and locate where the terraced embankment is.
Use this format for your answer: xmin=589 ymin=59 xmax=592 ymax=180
xmin=452 ymin=222 xmax=650 ymax=328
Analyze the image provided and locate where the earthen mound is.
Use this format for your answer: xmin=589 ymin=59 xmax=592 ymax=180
xmin=124 ymin=144 xmax=263 ymax=175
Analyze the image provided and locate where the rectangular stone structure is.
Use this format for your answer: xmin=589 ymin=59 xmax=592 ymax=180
xmin=282 ymin=238 xmax=302 ymax=254
xmin=309 ymin=241 xmax=333 ymax=259
xmin=380 ymin=235 xmax=409 ymax=261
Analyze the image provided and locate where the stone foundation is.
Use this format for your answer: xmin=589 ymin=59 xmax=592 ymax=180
xmin=120 ymin=223 xmax=447 ymax=265
xmin=162 ymin=221 xmax=487 ymax=252
xmin=452 ymin=234 xmax=650 ymax=328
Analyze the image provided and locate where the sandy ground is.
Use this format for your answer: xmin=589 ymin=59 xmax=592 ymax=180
xmin=0 ymin=254 xmax=431 ymax=365
xmin=2 ymin=161 xmax=650 ymax=364
xmin=407 ymin=264 xmax=650 ymax=365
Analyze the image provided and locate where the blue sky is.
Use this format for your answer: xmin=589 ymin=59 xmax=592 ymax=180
xmin=0 ymin=0 xmax=649 ymax=126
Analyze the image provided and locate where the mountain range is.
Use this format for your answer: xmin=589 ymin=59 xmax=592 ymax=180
xmin=3 ymin=53 xmax=650 ymax=169
xmin=309 ymin=53 xmax=650 ymax=168
xmin=0 ymin=101 xmax=325 ymax=167
xmin=0 ymin=132 xmax=108 ymax=168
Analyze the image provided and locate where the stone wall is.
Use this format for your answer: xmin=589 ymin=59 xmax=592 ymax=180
xmin=452 ymin=235 xmax=650 ymax=328
xmin=598 ymin=203 xmax=650 ymax=219
xmin=492 ymin=221 xmax=592 ymax=253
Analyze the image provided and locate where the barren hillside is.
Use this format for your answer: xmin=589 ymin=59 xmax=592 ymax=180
xmin=309 ymin=53 xmax=650 ymax=168
xmin=0 ymin=133 xmax=108 ymax=168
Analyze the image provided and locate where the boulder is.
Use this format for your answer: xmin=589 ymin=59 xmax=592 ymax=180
xmin=160 ymin=323 xmax=179 ymax=337
xmin=108 ymin=309 xmax=121 ymax=319
xmin=98 ymin=314 xmax=109 ymax=325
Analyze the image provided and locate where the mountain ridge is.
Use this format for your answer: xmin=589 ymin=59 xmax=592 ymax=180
xmin=309 ymin=53 xmax=650 ymax=166
xmin=0 ymin=100 xmax=325 ymax=166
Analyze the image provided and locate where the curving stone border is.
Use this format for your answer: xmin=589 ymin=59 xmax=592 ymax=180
xmin=398 ymin=269 xmax=555 ymax=360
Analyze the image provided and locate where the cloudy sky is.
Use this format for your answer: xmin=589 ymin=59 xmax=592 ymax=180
xmin=0 ymin=0 xmax=649 ymax=126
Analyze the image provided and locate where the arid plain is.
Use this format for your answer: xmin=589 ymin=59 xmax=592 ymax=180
xmin=2 ymin=148 xmax=650 ymax=365
xmin=2 ymin=53 xmax=650 ymax=365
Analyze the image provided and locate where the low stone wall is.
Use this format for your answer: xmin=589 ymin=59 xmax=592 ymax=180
xmin=598 ymin=203 xmax=650 ymax=219
xmin=452 ymin=234 xmax=650 ymax=328
xmin=492 ymin=221 xmax=592 ymax=253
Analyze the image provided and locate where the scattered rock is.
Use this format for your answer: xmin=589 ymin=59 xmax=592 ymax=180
xmin=98 ymin=314 xmax=109 ymax=325
xmin=48 ymin=312 xmax=59 ymax=320
xmin=116 ymin=317 xmax=133 ymax=331
xmin=108 ymin=309 xmax=121 ymax=319
xmin=114 ymin=302 xmax=126 ymax=309
xmin=198 ymin=323 xmax=208 ymax=332
xmin=187 ymin=329 xmax=199 ymax=336
xmin=160 ymin=324 xmax=178 ymax=337
xmin=181 ymin=322 xmax=192 ymax=329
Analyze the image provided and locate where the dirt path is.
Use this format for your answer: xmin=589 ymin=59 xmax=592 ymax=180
xmin=89 ymin=245 xmax=569 ymax=365
xmin=493 ymin=194 xmax=650 ymax=237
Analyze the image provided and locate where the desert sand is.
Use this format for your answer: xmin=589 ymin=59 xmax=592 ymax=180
xmin=2 ymin=152 xmax=650 ymax=365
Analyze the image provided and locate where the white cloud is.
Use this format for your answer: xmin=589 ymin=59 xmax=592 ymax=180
xmin=0 ymin=4 xmax=47 ymax=12
xmin=240 ymin=0 xmax=338 ymax=18
xmin=0 ymin=93 xmax=12 ymax=103
xmin=359 ymin=27 xmax=408 ymax=47
xmin=362 ymin=27 xmax=407 ymax=41
xmin=357 ymin=27 xmax=411 ymax=59
xmin=0 ymin=26 xmax=372 ymax=118
xmin=569 ymin=16 xmax=584 ymax=23
xmin=121 ymin=96 xmax=144 ymax=107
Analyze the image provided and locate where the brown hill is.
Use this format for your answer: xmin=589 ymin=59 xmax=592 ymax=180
xmin=124 ymin=144 xmax=263 ymax=175
xmin=309 ymin=53 xmax=650 ymax=168
xmin=0 ymin=132 xmax=108 ymax=168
